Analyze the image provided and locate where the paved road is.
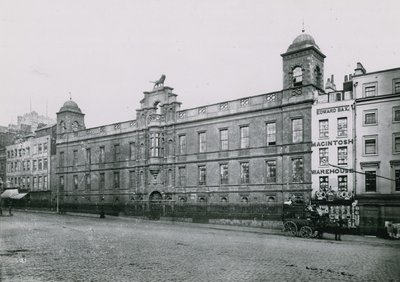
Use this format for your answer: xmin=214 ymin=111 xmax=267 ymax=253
xmin=1 ymin=212 xmax=399 ymax=281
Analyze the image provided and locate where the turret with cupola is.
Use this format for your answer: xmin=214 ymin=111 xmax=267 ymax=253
xmin=56 ymin=99 xmax=85 ymax=134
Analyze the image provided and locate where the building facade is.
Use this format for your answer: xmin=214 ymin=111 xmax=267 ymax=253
xmin=352 ymin=65 xmax=400 ymax=234
xmin=54 ymin=32 xmax=324 ymax=212
xmin=311 ymin=75 xmax=359 ymax=228
xmin=5 ymin=130 xmax=54 ymax=206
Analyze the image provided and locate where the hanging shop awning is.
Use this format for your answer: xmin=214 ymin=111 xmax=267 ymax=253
xmin=1 ymin=189 xmax=19 ymax=199
xmin=10 ymin=193 xmax=28 ymax=200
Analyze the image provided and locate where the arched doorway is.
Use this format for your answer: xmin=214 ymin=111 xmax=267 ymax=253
xmin=148 ymin=191 xmax=163 ymax=220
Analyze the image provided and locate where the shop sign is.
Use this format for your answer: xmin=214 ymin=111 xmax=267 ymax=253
xmin=312 ymin=139 xmax=353 ymax=147
xmin=312 ymin=168 xmax=353 ymax=174
xmin=316 ymin=105 xmax=350 ymax=115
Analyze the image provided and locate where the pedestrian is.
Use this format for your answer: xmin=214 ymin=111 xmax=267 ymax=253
xmin=335 ymin=217 xmax=344 ymax=241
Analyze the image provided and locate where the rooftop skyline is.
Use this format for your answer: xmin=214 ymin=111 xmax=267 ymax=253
xmin=1 ymin=0 xmax=399 ymax=128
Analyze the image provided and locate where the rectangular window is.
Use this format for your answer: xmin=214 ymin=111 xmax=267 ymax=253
xmin=99 ymin=146 xmax=105 ymax=163
xmin=337 ymin=118 xmax=347 ymax=137
xmin=38 ymin=144 xmax=42 ymax=154
xmin=365 ymin=171 xmax=377 ymax=192
xmin=140 ymin=171 xmax=145 ymax=187
xmin=292 ymin=118 xmax=303 ymax=143
xmin=86 ymin=148 xmax=91 ymax=164
xmin=85 ymin=174 xmax=91 ymax=190
xmin=43 ymin=176 xmax=48 ymax=190
xmin=27 ymin=160 xmax=30 ymax=171
xmin=319 ymin=176 xmax=329 ymax=191
xmin=394 ymin=81 xmax=400 ymax=93
xmin=338 ymin=147 xmax=348 ymax=165
xmin=114 ymin=171 xmax=120 ymax=188
xmin=365 ymin=138 xmax=377 ymax=155
xmin=99 ymin=173 xmax=105 ymax=191
xmin=198 ymin=166 xmax=206 ymax=185
xmin=364 ymin=112 xmax=377 ymax=125
xmin=150 ymin=133 xmax=161 ymax=157
xmin=114 ymin=144 xmax=120 ymax=162
xmin=130 ymin=143 xmax=136 ymax=160
xmin=338 ymin=175 xmax=348 ymax=191
xmin=319 ymin=119 xmax=329 ymax=138
xmin=395 ymin=170 xmax=400 ymax=191
xmin=394 ymin=108 xmax=400 ymax=122
xmin=59 ymin=152 xmax=64 ymax=167
xmin=43 ymin=143 xmax=48 ymax=153
xmin=199 ymin=132 xmax=206 ymax=153
xmin=220 ymin=164 xmax=228 ymax=184
xmin=38 ymin=159 xmax=42 ymax=170
xmin=220 ymin=129 xmax=228 ymax=150
xmin=33 ymin=177 xmax=37 ymax=190
xmin=60 ymin=176 xmax=64 ymax=191
xmin=266 ymin=122 xmax=276 ymax=146
xmin=33 ymin=160 xmax=37 ymax=171
xmin=167 ymin=169 xmax=173 ymax=186
xmin=266 ymin=160 xmax=276 ymax=183
xmin=43 ymin=158 xmax=48 ymax=170
xmin=179 ymin=135 xmax=187 ymax=154
xmin=129 ymin=171 xmax=135 ymax=189
xmin=240 ymin=162 xmax=250 ymax=184
xmin=73 ymin=150 xmax=78 ymax=166
xmin=319 ymin=148 xmax=329 ymax=166
xmin=240 ymin=126 xmax=250 ymax=149
xmin=38 ymin=176 xmax=42 ymax=190
xmin=73 ymin=175 xmax=78 ymax=190
xmin=291 ymin=158 xmax=304 ymax=183
xmin=365 ymin=86 xmax=376 ymax=97
xmin=26 ymin=177 xmax=30 ymax=189
xmin=394 ymin=136 xmax=400 ymax=153
xmin=178 ymin=167 xmax=186 ymax=187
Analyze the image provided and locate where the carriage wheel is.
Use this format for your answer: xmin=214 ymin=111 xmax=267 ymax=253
xmin=284 ymin=221 xmax=298 ymax=236
xmin=299 ymin=226 xmax=313 ymax=238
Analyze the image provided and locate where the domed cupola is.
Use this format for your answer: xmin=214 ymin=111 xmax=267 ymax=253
xmin=287 ymin=32 xmax=320 ymax=53
xmin=59 ymin=99 xmax=83 ymax=114
xmin=56 ymin=98 xmax=85 ymax=133
xmin=281 ymin=30 xmax=325 ymax=90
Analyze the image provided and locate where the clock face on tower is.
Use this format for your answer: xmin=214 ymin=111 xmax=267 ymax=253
xmin=72 ymin=121 xmax=79 ymax=132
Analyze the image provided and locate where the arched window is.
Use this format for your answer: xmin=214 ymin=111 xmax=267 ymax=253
xmin=154 ymin=101 xmax=161 ymax=115
xmin=72 ymin=121 xmax=80 ymax=132
xmin=59 ymin=121 xmax=66 ymax=133
xmin=315 ymin=66 xmax=322 ymax=88
xmin=293 ymin=67 xmax=303 ymax=86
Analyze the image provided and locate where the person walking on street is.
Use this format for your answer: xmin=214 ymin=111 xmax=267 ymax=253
xmin=335 ymin=217 xmax=344 ymax=241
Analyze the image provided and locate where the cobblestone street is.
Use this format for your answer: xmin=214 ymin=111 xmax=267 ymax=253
xmin=1 ymin=212 xmax=399 ymax=281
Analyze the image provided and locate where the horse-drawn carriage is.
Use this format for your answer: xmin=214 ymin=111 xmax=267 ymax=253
xmin=282 ymin=203 xmax=335 ymax=238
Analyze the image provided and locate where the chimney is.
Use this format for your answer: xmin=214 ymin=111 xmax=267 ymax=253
xmin=354 ymin=62 xmax=366 ymax=75
xmin=325 ymin=74 xmax=336 ymax=92
xmin=344 ymin=75 xmax=348 ymax=82
xmin=343 ymin=73 xmax=353 ymax=92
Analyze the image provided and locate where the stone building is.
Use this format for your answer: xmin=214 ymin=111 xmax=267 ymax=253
xmin=352 ymin=64 xmax=400 ymax=234
xmin=54 ymin=31 xmax=324 ymax=210
xmin=5 ymin=125 xmax=55 ymax=206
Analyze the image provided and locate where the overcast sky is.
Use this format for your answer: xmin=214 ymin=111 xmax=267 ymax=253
xmin=0 ymin=0 xmax=399 ymax=128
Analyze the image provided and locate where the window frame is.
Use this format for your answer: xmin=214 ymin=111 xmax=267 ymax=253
xmin=240 ymin=162 xmax=250 ymax=184
xmin=337 ymin=146 xmax=348 ymax=165
xmin=393 ymin=107 xmax=400 ymax=123
xmin=179 ymin=135 xmax=187 ymax=155
xmin=365 ymin=170 xmax=377 ymax=192
xmin=319 ymin=119 xmax=329 ymax=139
xmin=291 ymin=157 xmax=304 ymax=183
xmin=198 ymin=132 xmax=207 ymax=153
xmin=291 ymin=118 xmax=303 ymax=143
xmin=220 ymin=163 xmax=229 ymax=185
xmin=319 ymin=148 xmax=329 ymax=167
xmin=265 ymin=160 xmax=277 ymax=183
xmin=394 ymin=133 xmax=400 ymax=154
xmin=363 ymin=135 xmax=378 ymax=156
xmin=240 ymin=126 xmax=250 ymax=149
xmin=266 ymin=122 xmax=276 ymax=146
xmin=337 ymin=117 xmax=348 ymax=138
xmin=219 ymin=129 xmax=229 ymax=151
xmin=363 ymin=109 xmax=378 ymax=126
xmin=198 ymin=165 xmax=206 ymax=185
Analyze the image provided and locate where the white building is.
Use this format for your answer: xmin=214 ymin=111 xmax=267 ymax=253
xmin=353 ymin=64 xmax=400 ymax=234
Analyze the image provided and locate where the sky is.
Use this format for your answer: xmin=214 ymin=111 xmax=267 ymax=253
xmin=0 ymin=0 xmax=399 ymax=128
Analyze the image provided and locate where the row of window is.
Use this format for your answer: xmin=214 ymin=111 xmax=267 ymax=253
xmin=318 ymin=146 xmax=348 ymax=166
xmin=363 ymin=134 xmax=400 ymax=155
xmin=59 ymin=158 xmax=305 ymax=190
xmin=58 ymin=120 xmax=304 ymax=166
xmin=363 ymin=80 xmax=400 ymax=97
xmin=7 ymin=175 xmax=48 ymax=190
xmin=319 ymin=117 xmax=348 ymax=139
xmin=319 ymin=176 xmax=348 ymax=191
xmin=7 ymin=143 xmax=48 ymax=159
xmin=364 ymin=169 xmax=400 ymax=192
xmin=7 ymin=158 xmax=48 ymax=173
xmin=363 ymin=107 xmax=400 ymax=126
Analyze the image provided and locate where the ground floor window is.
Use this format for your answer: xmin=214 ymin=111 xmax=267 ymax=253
xmin=395 ymin=169 xmax=400 ymax=191
xmin=319 ymin=176 xmax=329 ymax=191
xmin=365 ymin=171 xmax=376 ymax=192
